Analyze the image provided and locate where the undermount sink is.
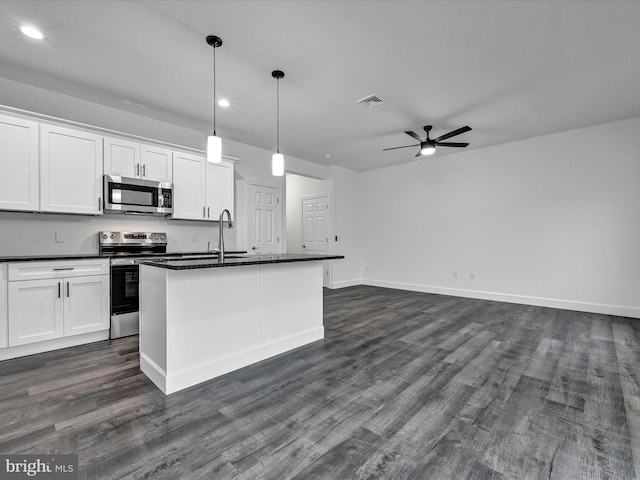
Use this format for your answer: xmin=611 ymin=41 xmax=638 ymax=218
xmin=164 ymin=254 xmax=247 ymax=260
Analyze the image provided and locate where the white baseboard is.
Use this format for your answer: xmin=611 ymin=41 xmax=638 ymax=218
xmin=361 ymin=279 xmax=640 ymax=319
xmin=327 ymin=278 xmax=361 ymax=289
xmin=0 ymin=330 xmax=110 ymax=361
xmin=142 ymin=327 xmax=324 ymax=395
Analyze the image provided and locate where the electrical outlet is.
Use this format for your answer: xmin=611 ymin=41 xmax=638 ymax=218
xmin=55 ymin=232 xmax=64 ymax=243
xmin=470 ymin=272 xmax=476 ymax=280
xmin=365 ymin=266 xmax=369 ymax=272
xmin=192 ymin=234 xmax=198 ymax=242
xmin=452 ymin=271 xmax=458 ymax=279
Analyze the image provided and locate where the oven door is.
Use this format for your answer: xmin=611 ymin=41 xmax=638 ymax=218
xmin=110 ymin=263 xmax=139 ymax=338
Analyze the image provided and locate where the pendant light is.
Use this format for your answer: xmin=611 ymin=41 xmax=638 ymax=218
xmin=271 ymin=70 xmax=285 ymax=176
xmin=206 ymin=35 xmax=223 ymax=164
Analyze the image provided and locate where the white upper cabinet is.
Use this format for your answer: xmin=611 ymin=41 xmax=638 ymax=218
xmin=0 ymin=113 xmax=39 ymax=211
xmin=141 ymin=144 xmax=172 ymax=182
xmin=104 ymin=136 xmax=172 ymax=182
xmin=40 ymin=124 xmax=103 ymax=215
xmin=171 ymin=152 xmax=235 ymax=222
xmin=103 ymin=136 xmax=140 ymax=178
xmin=172 ymin=151 xmax=206 ymax=220
xmin=206 ymin=160 xmax=235 ymax=220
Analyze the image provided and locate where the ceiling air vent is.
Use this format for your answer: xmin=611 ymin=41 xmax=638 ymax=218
xmin=355 ymin=93 xmax=385 ymax=108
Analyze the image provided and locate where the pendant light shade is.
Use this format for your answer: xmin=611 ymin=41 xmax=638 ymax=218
xmin=206 ymin=35 xmax=223 ymax=164
xmin=272 ymin=153 xmax=284 ymax=176
xmin=207 ymin=134 xmax=222 ymax=163
xmin=271 ymin=70 xmax=285 ymax=176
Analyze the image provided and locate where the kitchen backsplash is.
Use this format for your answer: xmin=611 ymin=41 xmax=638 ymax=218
xmin=0 ymin=211 xmax=237 ymax=256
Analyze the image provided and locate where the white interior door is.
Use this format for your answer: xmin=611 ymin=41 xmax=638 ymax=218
xmin=302 ymin=194 xmax=330 ymax=254
xmin=302 ymin=194 xmax=332 ymax=287
xmin=250 ymin=183 xmax=282 ymax=254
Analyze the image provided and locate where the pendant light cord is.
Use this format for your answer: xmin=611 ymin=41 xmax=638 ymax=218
xmin=276 ymin=77 xmax=280 ymax=154
xmin=213 ymin=45 xmax=217 ymax=136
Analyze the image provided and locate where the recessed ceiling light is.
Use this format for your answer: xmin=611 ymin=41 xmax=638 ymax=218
xmin=19 ymin=25 xmax=44 ymax=40
xmin=218 ymin=99 xmax=230 ymax=108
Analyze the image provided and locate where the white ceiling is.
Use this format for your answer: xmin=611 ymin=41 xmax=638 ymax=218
xmin=1 ymin=0 xmax=639 ymax=171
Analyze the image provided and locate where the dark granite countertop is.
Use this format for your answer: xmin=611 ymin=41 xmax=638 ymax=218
xmin=0 ymin=251 xmax=247 ymax=263
xmin=0 ymin=254 xmax=106 ymax=263
xmin=139 ymin=253 xmax=345 ymax=270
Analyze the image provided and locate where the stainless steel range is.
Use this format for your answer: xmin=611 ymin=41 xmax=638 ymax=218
xmin=99 ymin=231 xmax=168 ymax=339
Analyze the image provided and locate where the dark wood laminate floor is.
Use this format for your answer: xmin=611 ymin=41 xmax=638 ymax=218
xmin=1 ymin=285 xmax=640 ymax=479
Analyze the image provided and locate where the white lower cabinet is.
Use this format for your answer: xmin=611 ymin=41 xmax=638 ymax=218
xmin=0 ymin=264 xmax=7 ymax=348
xmin=7 ymin=259 xmax=109 ymax=347
xmin=8 ymin=279 xmax=64 ymax=346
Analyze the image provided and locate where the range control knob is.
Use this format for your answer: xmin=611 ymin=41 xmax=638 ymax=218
xmin=110 ymin=234 xmax=115 ymax=239
xmin=102 ymin=234 xmax=108 ymax=239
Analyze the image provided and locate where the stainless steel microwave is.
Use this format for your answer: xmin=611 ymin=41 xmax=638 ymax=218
xmin=103 ymin=175 xmax=173 ymax=215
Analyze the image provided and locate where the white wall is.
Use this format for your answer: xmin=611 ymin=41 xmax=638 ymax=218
xmin=286 ymin=174 xmax=332 ymax=254
xmin=360 ymin=116 xmax=640 ymax=317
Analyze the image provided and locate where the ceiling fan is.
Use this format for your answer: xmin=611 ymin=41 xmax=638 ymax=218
xmin=383 ymin=125 xmax=472 ymax=157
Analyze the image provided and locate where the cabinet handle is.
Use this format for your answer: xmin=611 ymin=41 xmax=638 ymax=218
xmin=58 ymin=282 xmax=61 ymax=298
xmin=98 ymin=197 xmax=101 ymax=211
xmin=136 ymin=163 xmax=140 ymax=176
xmin=208 ymin=207 xmax=210 ymax=218
xmin=53 ymin=267 xmax=74 ymax=271
xmin=203 ymin=206 xmax=206 ymax=218
xmin=67 ymin=281 xmax=70 ymax=298
xmin=142 ymin=164 xmax=146 ymax=177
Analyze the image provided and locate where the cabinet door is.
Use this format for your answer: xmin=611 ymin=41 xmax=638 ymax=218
xmin=141 ymin=144 xmax=172 ymax=182
xmin=63 ymin=275 xmax=109 ymax=336
xmin=0 ymin=265 xmax=7 ymax=348
xmin=40 ymin=124 xmax=103 ymax=215
xmin=171 ymin=151 xmax=207 ymax=220
xmin=205 ymin=160 xmax=234 ymax=221
xmin=0 ymin=114 xmax=39 ymax=211
xmin=104 ymin=136 xmax=140 ymax=178
xmin=8 ymin=279 xmax=63 ymax=346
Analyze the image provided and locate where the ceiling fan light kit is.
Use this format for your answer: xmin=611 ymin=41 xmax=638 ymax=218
xmin=206 ymin=35 xmax=223 ymax=164
xmin=384 ymin=125 xmax=472 ymax=157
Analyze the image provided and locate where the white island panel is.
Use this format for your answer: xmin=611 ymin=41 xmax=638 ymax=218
xmin=167 ymin=266 xmax=262 ymax=373
xmin=139 ymin=261 xmax=324 ymax=394
xmin=261 ymin=262 xmax=323 ymax=345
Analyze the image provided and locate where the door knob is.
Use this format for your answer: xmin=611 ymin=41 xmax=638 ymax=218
xmin=252 ymin=246 xmax=257 ymax=250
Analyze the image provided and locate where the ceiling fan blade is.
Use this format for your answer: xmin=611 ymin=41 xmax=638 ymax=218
xmin=383 ymin=144 xmax=420 ymax=151
xmin=435 ymin=142 xmax=469 ymax=148
xmin=404 ymin=131 xmax=423 ymax=142
xmin=433 ymin=126 xmax=472 ymax=142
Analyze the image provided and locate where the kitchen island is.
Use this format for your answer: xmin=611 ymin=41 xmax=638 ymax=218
xmin=138 ymin=254 xmax=343 ymax=394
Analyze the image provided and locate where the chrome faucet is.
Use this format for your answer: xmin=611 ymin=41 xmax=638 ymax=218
xmin=217 ymin=209 xmax=233 ymax=261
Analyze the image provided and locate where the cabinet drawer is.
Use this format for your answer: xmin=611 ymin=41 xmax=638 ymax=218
xmin=8 ymin=259 xmax=109 ymax=281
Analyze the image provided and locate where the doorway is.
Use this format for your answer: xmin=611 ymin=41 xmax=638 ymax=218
xmin=285 ymin=173 xmax=333 ymax=287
